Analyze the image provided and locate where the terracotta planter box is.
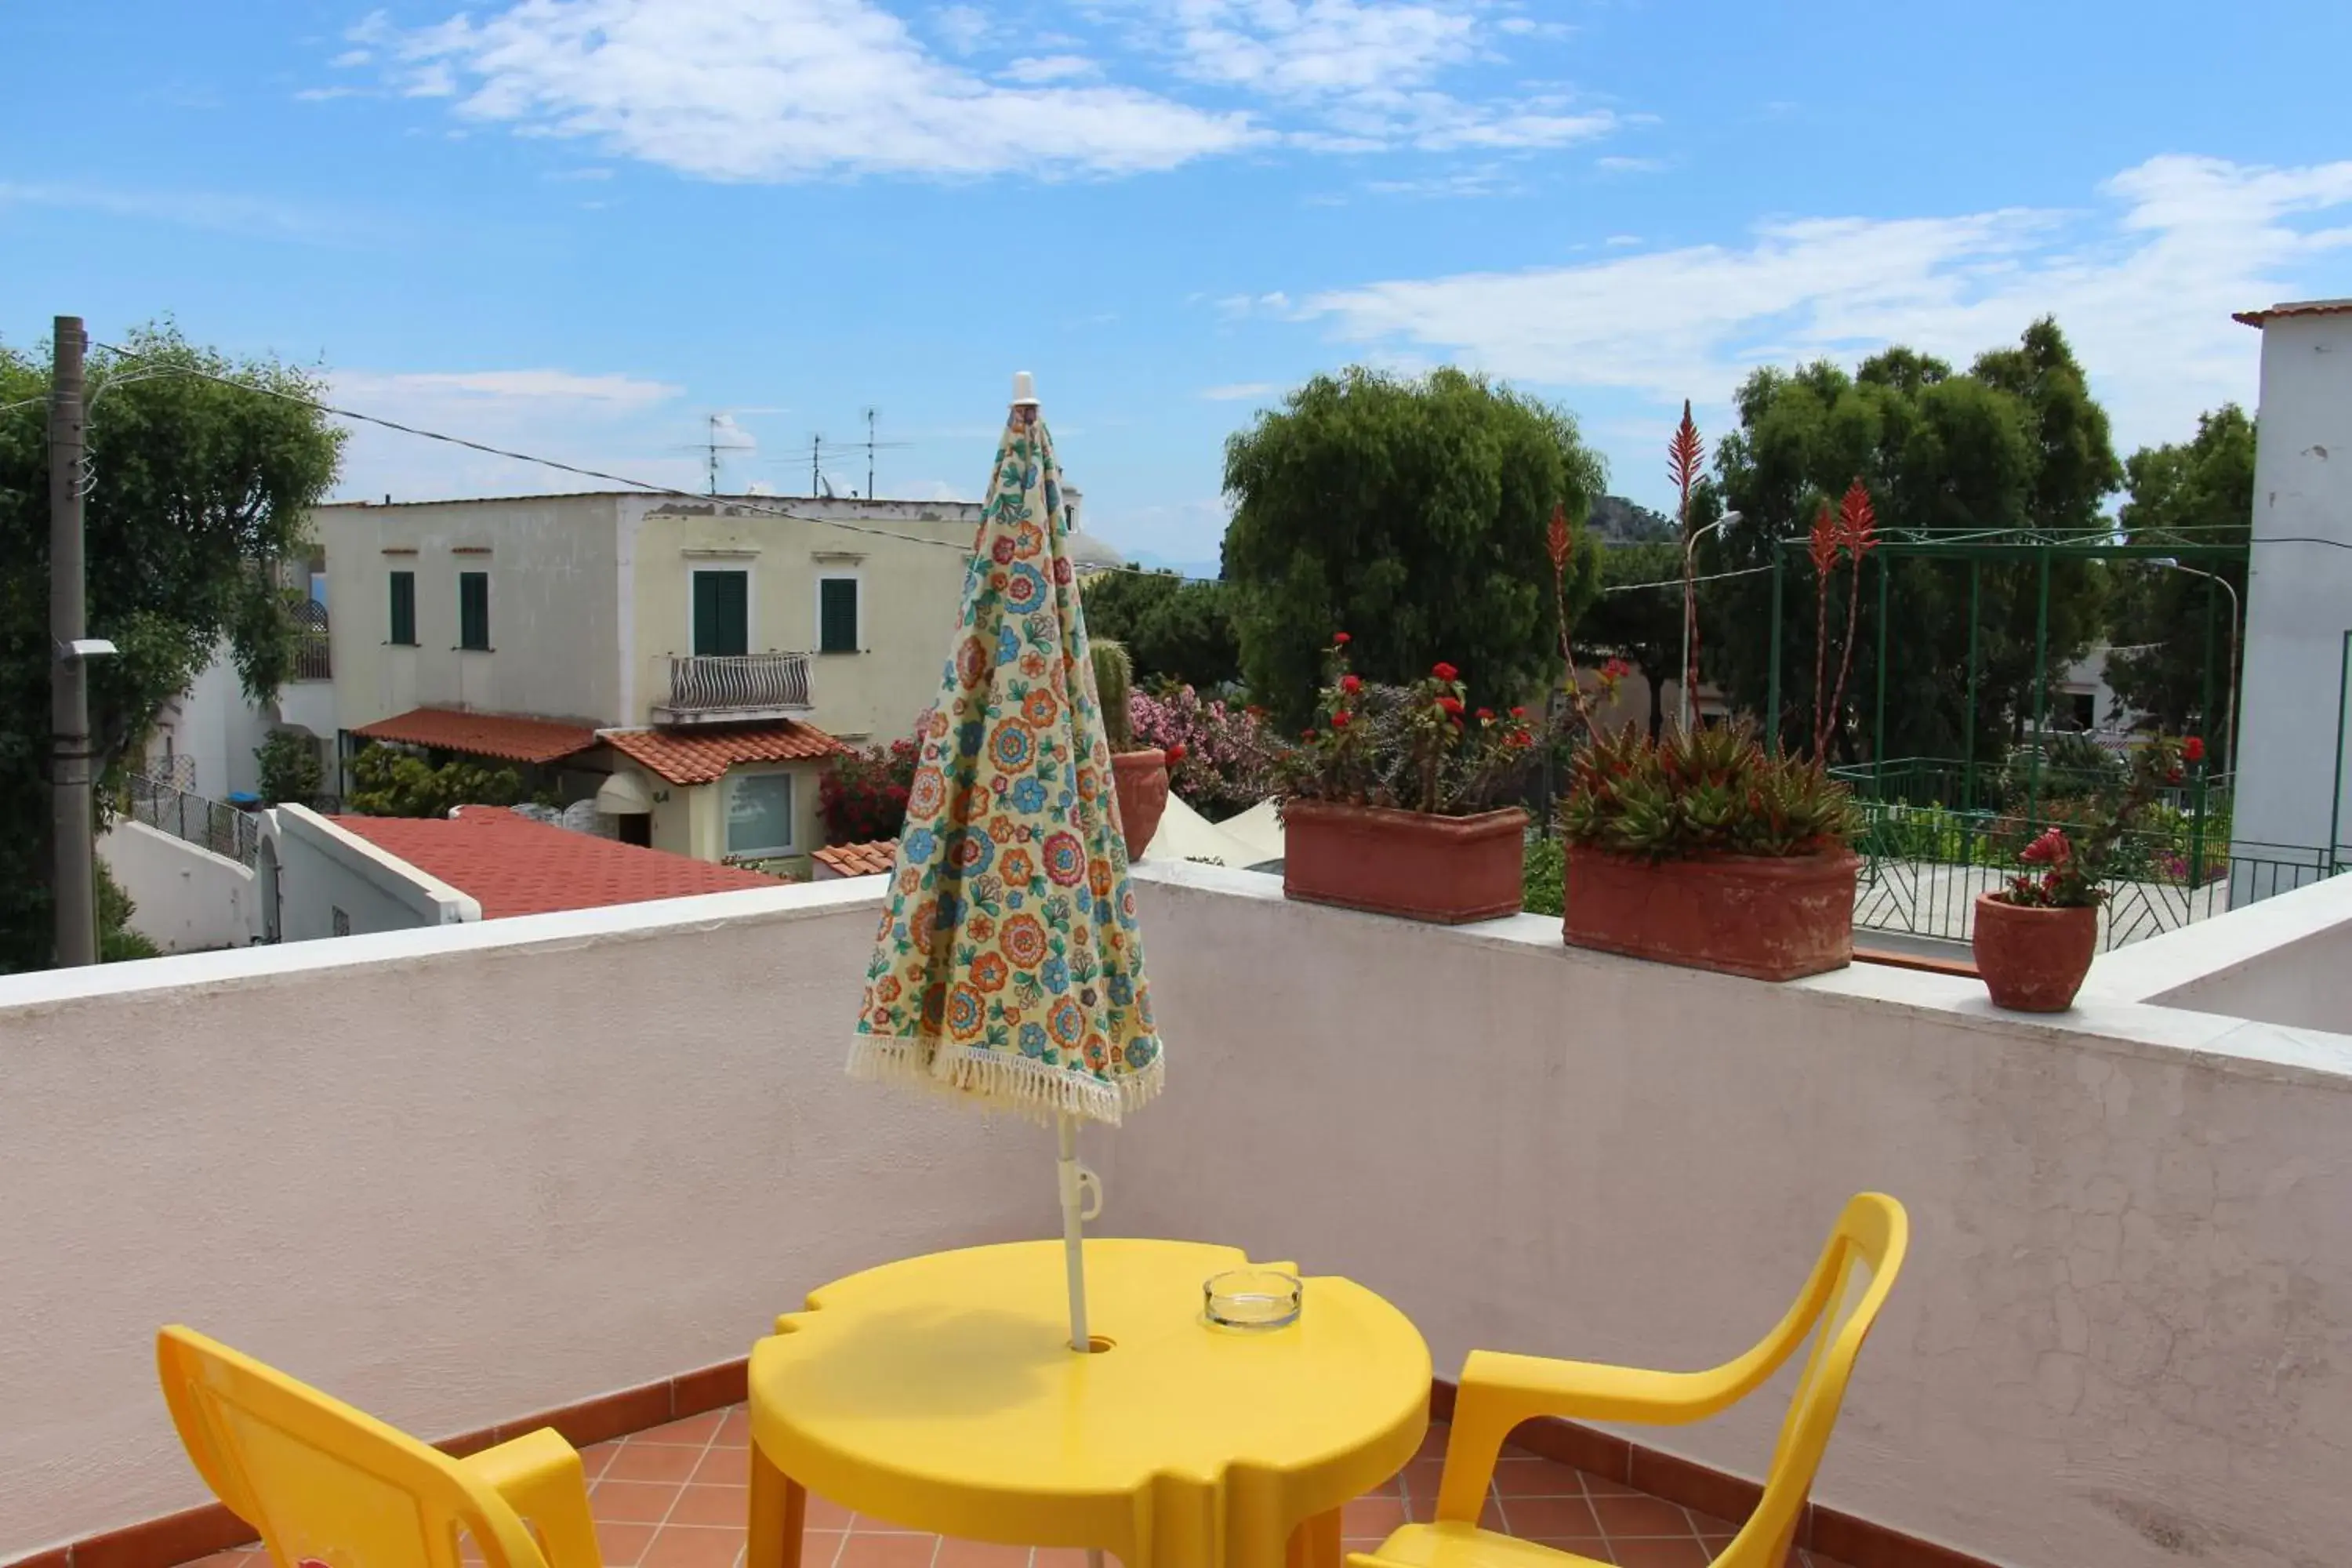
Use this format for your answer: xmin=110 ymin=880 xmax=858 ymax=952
xmin=1283 ymin=801 xmax=1528 ymax=924
xmin=1563 ymin=848 xmax=1860 ymax=981
xmin=1110 ymin=750 xmax=1170 ymax=862
xmin=1972 ymin=895 xmax=2098 ymax=1011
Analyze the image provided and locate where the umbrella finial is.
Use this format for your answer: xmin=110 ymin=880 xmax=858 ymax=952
xmin=1011 ymin=371 xmax=1040 ymax=408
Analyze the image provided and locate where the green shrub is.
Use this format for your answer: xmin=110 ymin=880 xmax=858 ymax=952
xmin=1522 ymin=837 xmax=1565 ymax=916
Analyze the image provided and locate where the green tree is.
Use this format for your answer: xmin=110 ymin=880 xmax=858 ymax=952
xmin=345 ymin=745 xmax=524 ymax=818
xmin=1 ymin=323 xmax=343 ymax=972
xmin=256 ymin=728 xmax=325 ymax=808
xmin=1078 ymin=569 xmax=1243 ymax=690
xmin=1700 ymin=320 xmax=2118 ymax=771
xmin=1574 ymin=541 xmax=1686 ymax=739
xmin=1221 ymin=367 xmax=1606 ymax=728
xmin=2103 ymin=405 xmax=2255 ymax=737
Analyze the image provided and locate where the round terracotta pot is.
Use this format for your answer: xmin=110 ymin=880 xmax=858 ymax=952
xmin=1109 ymin=749 xmax=1170 ymax=862
xmin=1971 ymin=895 xmax=2098 ymax=1011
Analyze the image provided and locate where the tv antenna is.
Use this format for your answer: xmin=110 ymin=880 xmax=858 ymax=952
xmin=669 ymin=413 xmax=759 ymax=495
xmin=799 ymin=415 xmax=910 ymax=499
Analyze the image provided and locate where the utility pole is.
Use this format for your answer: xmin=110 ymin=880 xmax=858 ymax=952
xmin=49 ymin=316 xmax=96 ymax=967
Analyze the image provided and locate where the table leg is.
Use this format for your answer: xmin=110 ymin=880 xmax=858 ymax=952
xmin=1285 ymin=1511 xmax=1343 ymax=1568
xmin=747 ymin=1441 xmax=808 ymax=1568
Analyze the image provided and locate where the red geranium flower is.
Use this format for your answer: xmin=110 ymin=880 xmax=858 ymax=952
xmin=1331 ymin=711 xmax=1353 ymax=729
xmin=1602 ymin=657 xmax=1632 ymax=680
xmin=1166 ymin=743 xmax=1188 ymax=764
xmin=1301 ymin=728 xmax=1318 ymax=741
xmin=1432 ymin=661 xmax=1459 ymax=682
xmin=1333 ymin=631 xmax=1351 ymax=645
xmin=2020 ymin=826 xmax=2072 ymax=866
xmin=1340 ymin=673 xmax=1363 ymax=694
xmin=1510 ymin=706 xmax=1528 ymax=718
xmin=2182 ymin=736 xmax=2206 ymax=764
xmin=1436 ymin=695 xmax=1465 ymax=717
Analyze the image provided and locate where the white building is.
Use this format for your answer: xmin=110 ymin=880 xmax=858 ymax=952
xmin=2227 ymin=299 xmax=2352 ymax=880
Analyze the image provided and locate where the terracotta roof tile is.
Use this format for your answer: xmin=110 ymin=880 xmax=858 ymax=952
xmin=328 ymin=808 xmax=778 ymax=918
xmin=813 ymin=839 xmax=899 ymax=878
xmin=604 ymin=721 xmax=848 ymax=786
xmin=2234 ymin=298 xmax=2352 ymax=327
xmin=354 ymin=707 xmax=599 ymax=764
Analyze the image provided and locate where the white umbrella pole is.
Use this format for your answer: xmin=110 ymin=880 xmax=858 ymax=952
xmin=1055 ymin=1112 xmax=1091 ymax=1352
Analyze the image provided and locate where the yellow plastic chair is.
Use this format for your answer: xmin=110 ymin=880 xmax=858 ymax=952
xmin=157 ymin=1327 xmax=603 ymax=1568
xmin=1354 ymin=1194 xmax=1907 ymax=1568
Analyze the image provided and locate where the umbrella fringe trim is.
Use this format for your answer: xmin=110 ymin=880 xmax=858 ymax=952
xmin=847 ymin=1035 xmax=1163 ymax=1127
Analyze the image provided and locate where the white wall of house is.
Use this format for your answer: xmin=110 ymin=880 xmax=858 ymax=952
xmin=96 ymin=821 xmax=256 ymax=953
xmin=145 ymin=637 xmax=272 ymax=799
xmin=2230 ymin=305 xmax=2352 ymax=874
xmin=260 ymin=804 xmax=479 ymax=940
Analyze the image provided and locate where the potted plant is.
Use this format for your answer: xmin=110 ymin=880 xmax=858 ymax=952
xmin=1974 ymin=735 xmax=2194 ymax=1011
xmin=1092 ymin=639 xmax=1170 ymax=861
xmin=1272 ymin=636 xmax=1538 ymax=923
xmin=1547 ymin=469 xmax=1869 ymax=980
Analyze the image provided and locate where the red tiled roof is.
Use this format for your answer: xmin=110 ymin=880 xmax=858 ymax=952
xmin=354 ymin=707 xmax=599 ymax=764
xmin=814 ymin=839 xmax=898 ymax=878
xmin=328 ymin=808 xmax=778 ymax=918
xmin=604 ymin=721 xmax=848 ymax=786
xmin=2234 ymin=299 xmax=2352 ymax=327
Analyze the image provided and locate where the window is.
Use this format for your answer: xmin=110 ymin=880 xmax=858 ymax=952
xmin=693 ymin=569 xmax=750 ymax=657
xmin=818 ymin=575 xmax=859 ymax=654
xmin=726 ymin=771 xmax=795 ymax=858
xmin=388 ymin=572 xmax=416 ymax=645
xmin=458 ymin=571 xmax=490 ymax=651
xmin=2067 ymin=692 xmax=2097 ymax=731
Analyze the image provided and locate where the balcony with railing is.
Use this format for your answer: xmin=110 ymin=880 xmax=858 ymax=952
xmin=292 ymin=600 xmax=330 ymax=682
xmin=7 ymin=867 xmax=2352 ymax=1568
xmin=652 ymin=652 xmax=815 ymax=725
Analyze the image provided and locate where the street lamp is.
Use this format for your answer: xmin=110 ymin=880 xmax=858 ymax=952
xmin=1679 ymin=510 xmax=1741 ymax=733
xmin=2151 ymin=557 xmax=2240 ymax=775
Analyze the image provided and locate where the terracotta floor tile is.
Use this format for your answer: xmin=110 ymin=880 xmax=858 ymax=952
xmin=639 ymin=1526 xmax=745 ymax=1568
xmin=1414 ymin=1426 xmax=1452 ymax=1462
xmin=605 ymin=1444 xmax=710 ymax=1484
xmin=1032 ymin=1551 xmax=1092 ymax=1568
xmin=1684 ymin=1514 xmax=1740 ymax=1539
xmin=933 ymin=1541 xmax=1033 ymax=1568
xmin=1404 ymin=1493 xmax=1503 ymax=1529
xmin=797 ymin=1533 xmax=848 ymax=1568
xmin=717 ymin=1409 xmax=753 ymax=1448
xmin=1367 ymin=1469 xmax=1406 ymax=1499
xmin=805 ymin=1497 xmax=856 ymax=1531
xmin=1401 ymin=1456 xmax=1451 ymax=1500
xmin=694 ymin=1447 xmax=751 ymax=1487
xmin=581 ymin=1442 xmax=626 ymax=1482
xmin=1341 ymin=1497 xmax=1408 ymax=1537
xmin=179 ymin=1552 xmax=248 ymax=1568
xmin=593 ymin=1481 xmax=687 ymax=1524
xmin=835 ymin=1537 xmax=938 ymax=1568
xmin=597 ymin=1523 xmax=660 ymax=1566
xmin=667 ymin=1486 xmax=751 ymax=1530
xmin=1695 ymin=1536 xmax=1735 ymax=1559
xmin=1494 ymin=1460 xmax=1585 ymax=1498
xmin=1589 ymin=1497 xmax=1693 ymax=1539
xmin=1609 ymin=1541 xmax=1711 ymax=1568
xmin=1499 ymin=1497 xmax=1604 ymax=1541
xmin=1581 ymin=1473 xmax=1646 ymax=1498
xmin=635 ymin=1412 xmax=728 ymax=1447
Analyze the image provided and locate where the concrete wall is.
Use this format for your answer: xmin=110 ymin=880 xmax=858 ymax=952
xmin=2230 ymin=308 xmax=2352 ymax=872
xmin=0 ymin=885 xmax=1049 ymax=1560
xmin=1113 ymin=864 xmax=2352 ymax=1568
xmin=262 ymin=804 xmax=479 ymax=940
xmin=314 ymin=495 xmax=626 ymax=732
xmin=97 ymin=822 xmax=256 ymax=953
xmin=2090 ymin=870 xmax=2352 ymax=1033
xmin=627 ymin=499 xmax=978 ymax=742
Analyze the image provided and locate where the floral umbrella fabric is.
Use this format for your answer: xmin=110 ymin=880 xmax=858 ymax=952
xmin=849 ymin=404 xmax=1163 ymax=1125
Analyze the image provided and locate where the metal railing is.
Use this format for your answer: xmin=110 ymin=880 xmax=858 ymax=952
xmin=654 ymin=652 xmax=813 ymax=724
xmin=124 ymin=773 xmax=261 ymax=868
xmin=292 ymin=600 xmax=330 ymax=681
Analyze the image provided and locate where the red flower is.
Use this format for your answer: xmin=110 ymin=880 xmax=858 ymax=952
xmin=1333 ymin=632 xmax=1351 ymax=645
xmin=2182 ymin=736 xmax=2206 ymax=764
xmin=1432 ymin=661 xmax=1459 ymax=682
xmin=2020 ymin=827 xmax=2072 ymax=866
xmin=1301 ymin=728 xmax=1318 ymax=741
xmin=1602 ymin=657 xmax=1632 ymax=680
xmin=1476 ymin=708 xmax=1494 ymax=721
xmin=1510 ymin=706 xmax=1528 ymax=718
xmin=1166 ymin=743 xmax=1188 ymax=764
xmin=1340 ymin=673 xmax=1363 ymax=694
xmin=1331 ymin=711 xmax=1353 ymax=729
xmin=1436 ymin=695 xmax=1465 ymax=717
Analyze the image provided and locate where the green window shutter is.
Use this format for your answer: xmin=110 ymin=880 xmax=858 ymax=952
xmin=819 ymin=577 xmax=859 ymax=654
xmin=694 ymin=571 xmax=750 ymax=657
xmin=459 ymin=572 xmax=490 ymax=650
xmin=389 ymin=572 xmax=416 ymax=645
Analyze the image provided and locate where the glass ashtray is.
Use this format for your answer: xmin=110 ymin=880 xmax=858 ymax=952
xmin=1204 ymin=1269 xmax=1303 ymax=1330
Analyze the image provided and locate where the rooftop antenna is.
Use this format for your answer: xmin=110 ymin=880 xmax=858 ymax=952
xmin=669 ymin=413 xmax=757 ymax=495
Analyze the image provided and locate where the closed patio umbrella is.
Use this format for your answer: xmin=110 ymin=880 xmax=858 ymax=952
xmin=850 ymin=372 xmax=1164 ymax=1353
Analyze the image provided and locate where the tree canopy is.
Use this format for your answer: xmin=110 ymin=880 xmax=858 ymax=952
xmin=1221 ymin=366 xmax=1605 ymax=728
xmin=1076 ymin=568 xmax=1243 ymax=691
xmin=1700 ymin=319 xmax=2119 ymax=767
xmin=0 ymin=322 xmax=343 ymax=970
xmin=2103 ymin=405 xmax=2254 ymax=739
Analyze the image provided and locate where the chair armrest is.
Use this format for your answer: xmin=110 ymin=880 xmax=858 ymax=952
xmin=461 ymin=1428 xmax=601 ymax=1568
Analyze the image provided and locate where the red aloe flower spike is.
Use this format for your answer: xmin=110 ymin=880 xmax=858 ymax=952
xmin=1824 ymin=477 xmax=1874 ymax=763
xmin=1668 ymin=401 xmax=1704 ymax=514
xmin=1546 ymin=502 xmax=1572 ymax=574
xmin=1810 ymin=498 xmax=1837 ymax=760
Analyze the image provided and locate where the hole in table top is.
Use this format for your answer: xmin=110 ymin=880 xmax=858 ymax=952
xmin=1084 ymin=1334 xmax=1116 ymax=1354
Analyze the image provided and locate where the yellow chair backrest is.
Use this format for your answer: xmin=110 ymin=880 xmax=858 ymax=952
xmin=1721 ymin=1193 xmax=1908 ymax=1567
xmin=157 ymin=1327 xmax=551 ymax=1568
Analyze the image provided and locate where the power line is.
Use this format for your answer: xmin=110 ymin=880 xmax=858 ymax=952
xmin=1602 ymin=564 xmax=1773 ymax=594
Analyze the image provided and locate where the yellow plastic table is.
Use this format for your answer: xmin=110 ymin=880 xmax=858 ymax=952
xmin=746 ymin=1239 xmax=1431 ymax=1568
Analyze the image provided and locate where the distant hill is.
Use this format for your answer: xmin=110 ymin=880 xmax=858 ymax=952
xmin=1588 ymin=495 xmax=1678 ymax=545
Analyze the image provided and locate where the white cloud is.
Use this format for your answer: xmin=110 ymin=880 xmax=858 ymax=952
xmin=325 ymin=368 xmax=697 ymax=502
xmin=1200 ymin=381 xmax=1281 ymax=401
xmin=1603 ymin=233 xmax=1642 ymax=246
xmin=330 ymin=48 xmax=374 ymax=67
xmin=350 ymin=0 xmax=1605 ymax=180
xmin=0 ymin=181 xmax=376 ymax=245
xmin=1301 ymin=154 xmax=2352 ymax=456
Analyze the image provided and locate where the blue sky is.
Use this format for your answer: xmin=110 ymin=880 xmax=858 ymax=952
xmin=5 ymin=1 xmax=2349 ymax=572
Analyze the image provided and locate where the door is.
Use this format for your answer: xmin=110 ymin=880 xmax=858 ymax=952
xmin=694 ymin=569 xmax=750 ymax=657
